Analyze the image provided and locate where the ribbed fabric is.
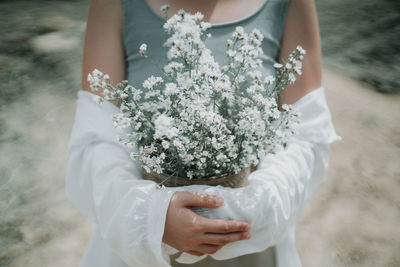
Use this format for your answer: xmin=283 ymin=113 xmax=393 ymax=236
xmin=121 ymin=0 xmax=290 ymax=89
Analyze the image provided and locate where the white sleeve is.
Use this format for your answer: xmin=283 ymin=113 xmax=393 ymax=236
xmin=171 ymin=86 xmax=342 ymax=263
xmin=65 ymin=90 xmax=176 ymax=267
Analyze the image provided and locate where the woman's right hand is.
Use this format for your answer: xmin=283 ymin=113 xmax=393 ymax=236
xmin=163 ymin=191 xmax=251 ymax=256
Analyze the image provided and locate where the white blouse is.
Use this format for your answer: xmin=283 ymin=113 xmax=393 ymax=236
xmin=65 ymin=86 xmax=341 ymax=267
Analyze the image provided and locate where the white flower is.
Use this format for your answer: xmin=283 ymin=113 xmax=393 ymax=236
xmin=142 ymin=76 xmax=163 ymax=89
xmin=93 ymin=95 xmax=104 ymax=104
xmin=251 ymin=29 xmax=264 ymax=41
xmin=187 ymin=171 xmax=194 ymax=179
xmin=227 ymin=49 xmax=236 ymax=57
xmin=293 ymin=60 xmax=302 ymax=75
xmin=139 ymin=43 xmax=147 ymax=56
xmin=281 ymin=104 xmax=289 ymax=111
xmin=288 ymin=73 xmax=296 ymax=83
xmin=173 ymin=139 xmax=183 ymax=149
xmin=160 ymin=4 xmax=170 ymax=13
xmin=154 ymin=114 xmax=179 ymax=139
xmin=236 ymin=75 xmax=245 ymax=83
xmin=90 ymin=9 xmax=303 ymax=180
xmin=143 ymin=165 xmax=151 ymax=173
xmin=162 ymin=140 xmax=170 ymax=149
xmin=92 ymin=68 xmax=103 ymax=76
xmin=234 ymin=54 xmax=243 ymax=62
xmin=235 ymin=26 xmax=244 ymax=36
xmin=120 ymin=117 xmax=131 ymax=128
xmin=200 ymin=22 xmax=212 ymax=30
xmin=164 ymin=83 xmax=178 ymax=95
xmin=194 ymin=12 xmax=204 ymax=21
xmin=296 ymin=45 xmax=306 ymax=55
xmin=248 ymin=71 xmax=261 ymax=80
xmin=264 ymin=75 xmax=275 ymax=84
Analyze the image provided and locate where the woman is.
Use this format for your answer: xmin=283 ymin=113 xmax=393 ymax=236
xmin=66 ymin=0 xmax=340 ymax=266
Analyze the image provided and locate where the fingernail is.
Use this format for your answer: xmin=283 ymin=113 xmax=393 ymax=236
xmin=215 ymin=196 xmax=224 ymax=206
xmin=243 ymin=232 xmax=251 ymax=240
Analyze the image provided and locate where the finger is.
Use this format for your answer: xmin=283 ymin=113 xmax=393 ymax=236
xmin=199 ymin=218 xmax=251 ymax=233
xmin=186 ymin=250 xmax=205 ymax=256
xmin=178 ymin=192 xmax=224 ymax=209
xmin=201 ymin=231 xmax=251 ymax=245
xmin=196 ymin=244 xmax=223 ymax=254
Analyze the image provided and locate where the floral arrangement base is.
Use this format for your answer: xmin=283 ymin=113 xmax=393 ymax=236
xmin=142 ymin=166 xmax=256 ymax=188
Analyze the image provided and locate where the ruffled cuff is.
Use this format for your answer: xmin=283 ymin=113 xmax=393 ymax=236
xmin=65 ymin=90 xmax=176 ymax=267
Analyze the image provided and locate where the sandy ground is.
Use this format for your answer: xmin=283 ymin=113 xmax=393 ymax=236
xmin=1 ymin=65 xmax=399 ymax=267
xmin=296 ymin=66 xmax=400 ymax=267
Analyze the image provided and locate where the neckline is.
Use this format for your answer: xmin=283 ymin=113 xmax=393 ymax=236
xmin=142 ymin=0 xmax=269 ymax=28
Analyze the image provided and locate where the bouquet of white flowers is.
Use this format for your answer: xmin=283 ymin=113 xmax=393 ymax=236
xmin=87 ymin=7 xmax=305 ymax=188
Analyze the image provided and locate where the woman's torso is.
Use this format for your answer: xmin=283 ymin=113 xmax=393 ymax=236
xmin=120 ymin=0 xmax=290 ymax=266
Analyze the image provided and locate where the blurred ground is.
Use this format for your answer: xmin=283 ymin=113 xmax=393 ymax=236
xmin=0 ymin=0 xmax=399 ymax=266
xmin=316 ymin=0 xmax=400 ymax=93
xmin=297 ymin=67 xmax=400 ymax=267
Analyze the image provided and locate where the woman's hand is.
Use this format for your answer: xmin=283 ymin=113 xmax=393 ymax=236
xmin=163 ymin=191 xmax=251 ymax=256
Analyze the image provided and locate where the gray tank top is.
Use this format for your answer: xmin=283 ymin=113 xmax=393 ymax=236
xmin=121 ymin=0 xmax=290 ymax=89
xmin=120 ymin=0 xmax=290 ymax=266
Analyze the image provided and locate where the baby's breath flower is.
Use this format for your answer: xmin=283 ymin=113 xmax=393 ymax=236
xmin=161 ymin=140 xmax=170 ymax=149
xmin=154 ymin=114 xmax=178 ymax=139
xmin=264 ymin=75 xmax=275 ymax=84
xmin=139 ymin=43 xmax=147 ymax=57
xmin=200 ymin=21 xmax=212 ymax=30
xmin=87 ymin=10 xmax=303 ymax=180
xmin=194 ymin=12 xmax=204 ymax=21
xmin=288 ymin=73 xmax=296 ymax=83
xmin=235 ymin=26 xmax=244 ymax=36
xmin=93 ymin=68 xmax=103 ymax=76
xmin=93 ymin=95 xmax=103 ymax=104
xmin=142 ymin=76 xmax=163 ymax=89
xmin=164 ymin=83 xmax=178 ymax=95
xmin=294 ymin=60 xmax=302 ymax=75
xmin=296 ymin=45 xmax=306 ymax=55
xmin=227 ymin=49 xmax=236 ymax=57
xmin=160 ymin=4 xmax=170 ymax=13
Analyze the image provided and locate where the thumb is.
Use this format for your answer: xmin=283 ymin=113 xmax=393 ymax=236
xmin=178 ymin=192 xmax=224 ymax=209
